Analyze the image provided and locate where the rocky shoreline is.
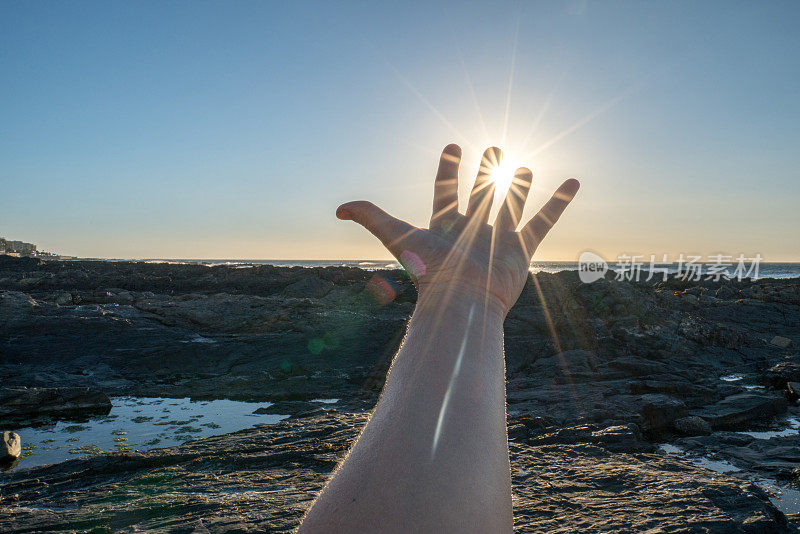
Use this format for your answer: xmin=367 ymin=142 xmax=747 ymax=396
xmin=0 ymin=410 xmax=790 ymax=532
xmin=1 ymin=256 xmax=799 ymax=531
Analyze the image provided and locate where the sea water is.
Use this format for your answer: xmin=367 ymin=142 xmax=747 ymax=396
xmin=11 ymin=396 xmax=289 ymax=469
xmin=125 ymin=259 xmax=800 ymax=279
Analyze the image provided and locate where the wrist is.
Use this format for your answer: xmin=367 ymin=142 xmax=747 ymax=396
xmin=414 ymin=285 xmax=507 ymax=325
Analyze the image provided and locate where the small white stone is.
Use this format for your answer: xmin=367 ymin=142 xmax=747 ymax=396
xmin=1 ymin=431 xmax=21 ymax=459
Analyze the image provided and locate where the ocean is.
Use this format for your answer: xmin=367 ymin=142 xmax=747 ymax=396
xmin=133 ymin=259 xmax=800 ymax=280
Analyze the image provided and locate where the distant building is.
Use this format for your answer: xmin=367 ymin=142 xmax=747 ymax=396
xmin=0 ymin=237 xmax=60 ymax=257
xmin=7 ymin=240 xmax=37 ymax=255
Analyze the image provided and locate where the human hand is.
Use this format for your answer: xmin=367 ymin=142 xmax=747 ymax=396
xmin=336 ymin=144 xmax=579 ymax=315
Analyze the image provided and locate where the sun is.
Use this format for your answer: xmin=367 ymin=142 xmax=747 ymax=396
xmin=488 ymin=160 xmax=516 ymax=195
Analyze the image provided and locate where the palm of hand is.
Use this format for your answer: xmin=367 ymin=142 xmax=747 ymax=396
xmin=337 ymin=145 xmax=580 ymax=314
xmin=406 ymin=211 xmax=531 ymax=312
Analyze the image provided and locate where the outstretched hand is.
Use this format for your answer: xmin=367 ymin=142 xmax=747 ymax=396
xmin=337 ymin=144 xmax=579 ymax=314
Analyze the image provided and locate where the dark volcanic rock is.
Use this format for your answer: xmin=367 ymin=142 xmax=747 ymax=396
xmin=766 ymin=361 xmax=800 ymax=389
xmin=282 ymin=275 xmax=335 ymax=299
xmin=640 ymin=393 xmax=688 ymax=431
xmin=695 ymin=393 xmax=788 ymax=430
xmin=524 ymin=422 xmax=654 ymax=453
xmin=0 ymin=387 xmax=111 ymax=422
xmin=674 ymin=415 xmax=713 ymax=436
xmin=529 ymin=349 xmax=600 ymax=382
xmin=512 ymin=443 xmax=788 ymax=533
xmin=253 ymin=400 xmax=325 ymax=418
xmin=0 ymin=411 xmax=790 ymax=533
xmin=772 ymin=336 xmax=794 ymax=349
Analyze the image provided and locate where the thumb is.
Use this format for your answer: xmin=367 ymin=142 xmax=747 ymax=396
xmin=337 ymin=201 xmax=418 ymax=258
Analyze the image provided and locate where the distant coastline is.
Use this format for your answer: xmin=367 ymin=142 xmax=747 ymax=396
xmin=21 ymin=256 xmax=800 ymax=279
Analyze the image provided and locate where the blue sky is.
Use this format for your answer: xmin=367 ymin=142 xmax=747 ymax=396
xmin=2 ymin=1 xmax=798 ymax=260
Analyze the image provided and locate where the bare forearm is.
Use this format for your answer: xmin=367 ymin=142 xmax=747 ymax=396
xmin=299 ymin=295 xmax=512 ymax=533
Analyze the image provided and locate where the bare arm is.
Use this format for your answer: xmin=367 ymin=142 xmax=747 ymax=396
xmin=299 ymin=144 xmax=579 ymax=533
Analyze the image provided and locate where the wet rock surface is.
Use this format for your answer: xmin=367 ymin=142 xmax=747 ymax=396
xmin=0 ymin=387 xmax=112 ymax=422
xmin=1 ymin=257 xmax=800 ymax=530
xmin=0 ymin=411 xmax=792 ymax=533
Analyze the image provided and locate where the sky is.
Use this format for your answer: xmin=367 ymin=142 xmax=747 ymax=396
xmin=2 ymin=1 xmax=799 ymax=261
